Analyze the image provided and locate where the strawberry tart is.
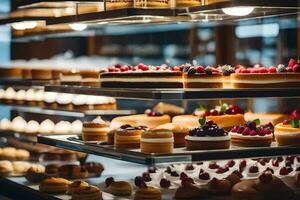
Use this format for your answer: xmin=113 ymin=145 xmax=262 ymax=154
xmin=99 ymin=64 xmax=183 ymax=88
xmin=231 ymin=58 xmax=300 ymax=88
xmin=172 ymin=104 xmax=245 ymax=130
xmin=229 ymin=120 xmax=273 ymax=147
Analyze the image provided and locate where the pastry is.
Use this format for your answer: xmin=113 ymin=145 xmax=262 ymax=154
xmin=0 ymin=118 xmax=12 ymax=131
xmin=45 ymin=164 xmax=60 ymax=176
xmin=232 ymin=179 xmax=262 ymax=200
xmin=107 ymin=181 xmax=132 ymax=196
xmin=173 ymin=104 xmax=245 ymax=130
xmin=31 ymin=69 xmax=52 ymax=80
xmin=56 ymin=93 xmax=73 ymax=110
xmin=134 ymin=186 xmax=162 ymax=200
xmin=1 ymin=147 xmax=17 ymax=160
xmin=0 ymin=88 xmax=4 ymax=102
xmin=185 ymin=118 xmax=230 ymax=150
xmin=80 ymin=69 xmax=100 ymax=87
xmin=71 ymin=120 xmax=83 ymax=134
xmin=107 ymin=129 xmax=116 ymax=145
xmin=34 ymin=89 xmax=45 ymax=106
xmin=183 ymin=65 xmax=223 ymax=88
xmin=39 ymin=177 xmax=71 ymax=194
xmin=24 ymin=89 xmax=37 ymax=105
xmin=38 ymin=119 xmax=55 ymax=134
xmin=207 ymin=178 xmax=231 ymax=195
xmin=155 ymin=123 xmax=188 ymax=147
xmin=110 ymin=112 xmax=171 ymax=130
xmin=88 ymin=96 xmax=117 ymax=110
xmin=82 ymin=116 xmax=110 ymax=141
xmin=11 ymin=116 xmax=27 ymax=133
xmin=115 ymin=124 xmax=147 ymax=149
xmin=72 ymin=95 xmax=89 ymax=110
xmin=53 ymin=121 xmax=71 ymax=134
xmin=60 ymin=151 xmax=77 ymax=162
xmin=72 ymin=185 xmax=102 ymax=200
xmin=100 ymin=64 xmax=183 ymax=88
xmin=15 ymin=89 xmax=26 ymax=104
xmin=141 ymin=128 xmax=174 ymax=154
xmin=4 ymin=87 xmax=16 ymax=103
xmin=43 ymin=92 xmax=58 ymax=108
xmin=229 ymin=120 xmax=273 ymax=147
xmin=0 ymin=160 xmax=13 ymax=176
xmin=25 ymin=165 xmax=48 ymax=183
xmin=15 ymin=149 xmax=30 ymax=160
xmin=24 ymin=120 xmax=40 ymax=135
xmin=275 ymin=118 xmax=300 ymax=146
xmin=12 ymin=161 xmax=31 ymax=174
xmin=58 ymin=164 xmax=88 ymax=179
xmin=59 ymin=70 xmax=82 ymax=85
xmin=83 ymin=162 xmax=104 ymax=177
xmin=67 ymin=180 xmax=89 ymax=195
xmin=244 ymin=112 xmax=289 ymax=126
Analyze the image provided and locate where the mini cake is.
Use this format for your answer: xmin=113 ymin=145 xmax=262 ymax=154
xmin=25 ymin=120 xmax=40 ymax=136
xmin=141 ymin=128 xmax=174 ymax=154
xmin=25 ymin=165 xmax=48 ymax=183
xmin=58 ymin=164 xmax=89 ymax=179
xmin=71 ymin=120 xmax=83 ymax=134
xmin=155 ymin=123 xmax=189 ymax=147
xmin=72 ymin=95 xmax=89 ymax=110
xmin=4 ymin=87 xmax=16 ymax=104
xmin=174 ymin=181 xmax=207 ymax=199
xmin=82 ymin=116 xmax=110 ymax=141
xmin=275 ymin=118 xmax=300 ymax=146
xmin=88 ymin=96 xmax=117 ymax=110
xmin=0 ymin=118 xmax=12 ymax=131
xmin=15 ymin=149 xmax=30 ymax=160
xmin=24 ymin=89 xmax=36 ymax=106
xmin=15 ymin=89 xmax=26 ymax=105
xmin=245 ymin=112 xmax=289 ymax=126
xmin=0 ymin=160 xmax=13 ymax=176
xmin=22 ymin=68 xmax=32 ymax=79
xmin=12 ymin=116 xmax=27 ymax=133
xmin=110 ymin=112 xmax=171 ymax=130
xmin=59 ymin=70 xmax=82 ymax=85
xmin=38 ymin=119 xmax=55 ymax=134
xmin=0 ymin=68 xmax=22 ymax=79
xmin=183 ymin=65 xmax=223 ymax=88
xmin=12 ymin=161 xmax=31 ymax=174
xmin=43 ymin=92 xmax=58 ymax=109
xmin=34 ymin=90 xmax=45 ymax=107
xmin=72 ymin=185 xmax=102 ymax=200
xmin=229 ymin=120 xmax=273 ymax=147
xmin=175 ymin=0 xmax=200 ymax=7
xmin=100 ymin=64 xmax=183 ymax=88
xmin=67 ymin=180 xmax=89 ymax=195
xmin=83 ymin=162 xmax=104 ymax=177
xmin=134 ymin=186 xmax=162 ymax=200
xmin=56 ymin=93 xmax=74 ymax=110
xmin=53 ymin=121 xmax=71 ymax=134
xmin=173 ymin=104 xmax=245 ymax=130
xmin=31 ymin=69 xmax=52 ymax=80
xmin=185 ymin=118 xmax=230 ymax=150
xmin=231 ymin=59 xmax=300 ymax=88
xmin=115 ymin=125 xmax=147 ymax=149
xmin=80 ymin=69 xmax=100 ymax=87
xmin=39 ymin=177 xmax=71 ymax=194
xmin=107 ymin=180 xmax=132 ymax=196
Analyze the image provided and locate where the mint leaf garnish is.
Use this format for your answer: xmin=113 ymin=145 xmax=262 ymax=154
xmin=219 ymin=103 xmax=229 ymax=113
xmin=288 ymin=118 xmax=300 ymax=128
xmin=253 ymin=119 xmax=261 ymax=127
xmin=199 ymin=117 xmax=206 ymax=127
xmin=198 ymin=104 xmax=206 ymax=111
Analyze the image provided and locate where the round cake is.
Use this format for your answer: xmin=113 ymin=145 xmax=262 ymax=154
xmin=185 ymin=118 xmax=230 ymax=150
xmin=141 ymin=128 xmax=174 ymax=154
xmin=82 ymin=116 xmax=110 ymax=142
xmin=115 ymin=125 xmax=147 ymax=149
xmin=39 ymin=177 xmax=71 ymax=194
xmin=275 ymin=120 xmax=300 ymax=146
xmin=110 ymin=112 xmax=171 ymax=130
xmin=72 ymin=185 xmax=102 ymax=200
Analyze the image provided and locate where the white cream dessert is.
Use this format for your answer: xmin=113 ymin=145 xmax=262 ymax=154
xmin=71 ymin=120 xmax=83 ymax=134
xmin=0 ymin=89 xmax=5 ymax=100
xmin=0 ymin=118 xmax=11 ymax=131
xmin=25 ymin=120 xmax=40 ymax=135
xmin=56 ymin=93 xmax=74 ymax=110
xmin=43 ymin=92 xmax=58 ymax=107
xmin=53 ymin=121 xmax=72 ymax=134
xmin=15 ymin=90 xmax=26 ymax=103
xmin=82 ymin=116 xmax=110 ymax=141
xmin=25 ymin=89 xmax=36 ymax=104
xmin=72 ymin=94 xmax=88 ymax=109
xmin=34 ymin=90 xmax=45 ymax=102
xmin=12 ymin=116 xmax=27 ymax=133
xmin=4 ymin=87 xmax=16 ymax=102
xmin=39 ymin=119 xmax=55 ymax=134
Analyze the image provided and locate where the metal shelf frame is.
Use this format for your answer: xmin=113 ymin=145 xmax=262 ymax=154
xmin=38 ymin=135 xmax=300 ymax=165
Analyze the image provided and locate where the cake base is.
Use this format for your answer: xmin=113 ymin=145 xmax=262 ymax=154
xmin=186 ymin=140 xmax=230 ymax=150
xmin=231 ymin=138 xmax=272 ymax=147
xmin=141 ymin=142 xmax=173 ymax=154
xmin=275 ymin=136 xmax=300 ymax=146
xmin=82 ymin=133 xmax=107 ymax=142
xmin=101 ymin=82 xmax=182 ymax=88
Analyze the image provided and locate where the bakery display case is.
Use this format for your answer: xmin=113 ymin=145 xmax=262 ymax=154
xmin=1 ymin=0 xmax=300 ymax=199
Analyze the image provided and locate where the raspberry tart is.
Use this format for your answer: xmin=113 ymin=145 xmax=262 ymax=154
xmin=275 ymin=111 xmax=300 ymax=146
xmin=231 ymin=59 xmax=300 ymax=88
xmin=99 ymin=64 xmax=183 ymax=88
xmin=185 ymin=118 xmax=230 ymax=150
xmin=229 ymin=119 xmax=273 ymax=147
xmin=182 ymin=65 xmax=223 ymax=88
xmin=173 ymin=104 xmax=245 ymax=130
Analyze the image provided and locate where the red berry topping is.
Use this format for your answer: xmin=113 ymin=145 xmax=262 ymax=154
xmin=268 ymin=66 xmax=277 ymax=73
xmin=259 ymin=68 xmax=268 ymax=73
xmin=199 ymin=172 xmax=210 ymax=180
xmin=264 ymin=167 xmax=274 ymax=174
xmin=216 ymin=167 xmax=229 ymax=174
xmin=134 ymin=176 xmax=144 ymax=187
xmin=196 ymin=66 xmax=205 ymax=73
xmin=250 ymin=68 xmax=260 ymax=73
xmin=230 ymin=126 xmax=238 ymax=133
xmin=108 ymin=66 xmax=116 ymax=72
xmin=250 ymin=130 xmax=258 ymax=136
xmin=210 ymin=109 xmax=219 ymax=116
xmin=249 ymin=165 xmax=259 ymax=173
xmin=297 ymin=172 xmax=300 ymax=181
xmin=105 ymin=177 xmax=114 ymax=187
xmin=286 ymin=67 xmax=293 ymax=72
xmin=180 ymin=172 xmax=188 ymax=180
xmin=235 ymin=65 xmax=244 ymax=69
xmin=160 ymin=178 xmax=171 ymax=188
xmin=208 ymin=162 xmax=219 ymax=169
xmin=142 ymin=172 xmax=152 ymax=182
xmin=259 ymin=171 xmax=273 ymax=184
xmin=283 ymin=120 xmax=289 ymax=125
xmin=258 ymin=158 xmax=266 ymax=166
xmin=170 ymin=171 xmax=179 ymax=177
xmin=120 ymin=65 xmax=129 ymax=72
xmin=139 ymin=181 xmax=148 ymax=188
xmin=242 ymin=127 xmax=251 ymax=136
xmin=241 ymin=68 xmax=250 ymax=73
xmin=239 ymin=160 xmax=247 ymax=171
xmin=199 ymin=111 xmax=210 ymax=117
xmin=290 ymin=109 xmax=300 ymax=120
xmin=237 ymin=126 xmax=245 ymax=134
xmin=279 ymin=167 xmax=288 ymax=176
xmin=226 ymin=160 xmax=235 ymax=168
xmin=173 ymin=66 xmax=181 ymax=71
xmin=258 ymin=129 xmax=266 ymax=136
xmin=288 ymin=58 xmax=297 ymax=67
xmin=185 ymin=164 xmax=194 ymax=171
xmin=232 ymin=170 xmax=243 ymax=178
xmin=293 ymin=64 xmax=300 ymax=72
xmin=272 ymin=159 xmax=279 ymax=167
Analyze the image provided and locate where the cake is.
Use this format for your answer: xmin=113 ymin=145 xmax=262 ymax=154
xmin=175 ymin=0 xmax=200 ymax=7
xmin=53 ymin=121 xmax=71 ymax=134
xmin=72 ymin=95 xmax=89 ymax=110
xmin=245 ymin=112 xmax=289 ymax=126
xmin=106 ymin=180 xmax=132 ymax=196
xmin=141 ymin=128 xmax=174 ymax=154
xmin=153 ymin=102 xmax=184 ymax=117
xmin=114 ymin=124 xmax=147 ymax=149
xmin=83 ymin=162 xmax=104 ymax=177
xmin=72 ymin=185 xmax=102 ymax=200
xmin=38 ymin=119 xmax=55 ymax=134
xmin=4 ymin=87 xmax=16 ymax=104
xmin=229 ymin=120 xmax=273 ymax=147
xmin=86 ymin=96 xmax=117 ymax=110
xmin=231 ymin=59 xmax=300 ymax=88
xmin=25 ymin=165 xmax=48 ymax=183
xmin=59 ymin=70 xmax=82 ymax=85
xmin=134 ymin=186 xmax=162 ymax=200
xmin=110 ymin=112 xmax=171 ymax=130
xmin=56 ymin=93 xmax=74 ymax=110
xmin=275 ymin=119 xmax=300 ymax=146
xmin=24 ymin=120 xmax=40 ymax=136
xmin=67 ymin=180 xmax=89 ymax=195
xmin=80 ymin=69 xmax=100 ymax=87
xmin=39 ymin=177 xmax=71 ymax=194
xmin=22 ymin=68 xmax=32 ymax=79
xmin=173 ymin=104 xmax=245 ymax=130
xmin=31 ymin=69 xmax=52 ymax=80
xmin=43 ymin=92 xmax=58 ymax=109
xmin=99 ymin=64 xmax=183 ymax=88
xmin=15 ymin=89 xmax=26 ymax=105
xmin=58 ymin=164 xmax=88 ymax=179
xmin=182 ymin=65 xmax=223 ymax=88
xmin=185 ymin=118 xmax=230 ymax=150
xmin=0 ymin=68 xmax=22 ymax=79
xmin=82 ymin=116 xmax=110 ymax=141
xmin=155 ymin=123 xmax=189 ymax=147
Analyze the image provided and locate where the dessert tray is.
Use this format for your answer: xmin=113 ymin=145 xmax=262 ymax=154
xmin=38 ymin=134 xmax=300 ymax=165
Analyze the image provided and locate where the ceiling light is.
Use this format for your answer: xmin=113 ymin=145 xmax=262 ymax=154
xmin=222 ymin=6 xmax=255 ymax=16
xmin=69 ymin=23 xmax=87 ymax=31
xmin=11 ymin=21 xmax=38 ymax=30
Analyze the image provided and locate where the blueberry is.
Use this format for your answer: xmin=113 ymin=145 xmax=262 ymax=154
xmin=205 ymin=67 xmax=213 ymax=75
xmin=187 ymin=67 xmax=197 ymax=75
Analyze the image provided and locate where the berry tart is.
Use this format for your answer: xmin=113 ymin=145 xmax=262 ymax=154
xmin=110 ymin=111 xmax=171 ymax=130
xmin=231 ymin=59 xmax=300 ymax=88
xmin=115 ymin=124 xmax=147 ymax=149
xmin=275 ymin=111 xmax=300 ymax=146
xmin=185 ymin=118 xmax=230 ymax=150
xmin=244 ymin=112 xmax=289 ymax=126
xmin=229 ymin=119 xmax=273 ymax=147
xmin=173 ymin=104 xmax=245 ymax=130
xmin=182 ymin=65 xmax=223 ymax=88
xmin=99 ymin=64 xmax=183 ymax=88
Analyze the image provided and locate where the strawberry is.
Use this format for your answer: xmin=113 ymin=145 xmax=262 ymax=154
xmin=268 ymin=66 xmax=277 ymax=73
xmin=293 ymin=64 xmax=300 ymax=73
xmin=288 ymin=58 xmax=297 ymax=68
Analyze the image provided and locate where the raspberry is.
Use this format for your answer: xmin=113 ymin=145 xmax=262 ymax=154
xmin=142 ymin=172 xmax=152 ymax=182
xmin=114 ymin=68 xmax=121 ymax=72
xmin=241 ymin=69 xmax=250 ymax=73
xmin=120 ymin=65 xmax=129 ymax=72
xmin=216 ymin=167 xmax=229 ymax=174
xmin=108 ymin=66 xmax=116 ymax=72
xmin=160 ymin=178 xmax=171 ymax=188
xmin=210 ymin=109 xmax=219 ymax=116
xmin=250 ymin=130 xmax=257 ymax=136
xmin=293 ymin=64 xmax=300 ymax=72
xmin=237 ymin=126 xmax=245 ymax=134
xmin=250 ymin=68 xmax=260 ymax=73
xmin=173 ymin=66 xmax=181 ymax=71
xmin=279 ymin=167 xmax=288 ymax=176
xmin=208 ymin=162 xmax=219 ymax=169
xmin=259 ymin=68 xmax=268 ymax=73
xmin=185 ymin=164 xmax=194 ymax=171
xmin=286 ymin=67 xmax=293 ymax=72
xmin=249 ymin=165 xmax=259 ymax=173
xmin=288 ymin=58 xmax=297 ymax=68
xmin=199 ymin=172 xmax=210 ymax=180
xmin=230 ymin=126 xmax=238 ymax=132
xmin=196 ymin=66 xmax=205 ymax=73
xmin=242 ymin=127 xmax=251 ymax=135
xmin=259 ymin=171 xmax=273 ymax=184
xmin=235 ymin=65 xmax=244 ymax=69
xmin=282 ymin=120 xmax=289 ymax=125
xmin=239 ymin=160 xmax=247 ymax=171
xmin=272 ymin=159 xmax=279 ymax=167
xmin=180 ymin=172 xmax=188 ymax=180
xmin=268 ymin=66 xmax=277 ymax=73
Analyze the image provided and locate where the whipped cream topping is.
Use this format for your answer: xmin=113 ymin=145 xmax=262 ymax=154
xmin=72 ymin=95 xmax=87 ymax=105
xmin=15 ymin=90 xmax=26 ymax=101
xmin=86 ymin=96 xmax=116 ymax=105
xmin=0 ymin=89 xmax=5 ymax=99
xmin=34 ymin=90 xmax=45 ymax=101
xmin=25 ymin=89 xmax=36 ymax=101
xmin=71 ymin=120 xmax=83 ymax=133
xmin=25 ymin=120 xmax=40 ymax=133
xmin=185 ymin=135 xmax=230 ymax=141
xmin=39 ymin=119 xmax=55 ymax=134
xmin=4 ymin=87 xmax=16 ymax=99
xmin=141 ymin=137 xmax=174 ymax=143
xmin=12 ymin=116 xmax=27 ymax=132
xmin=44 ymin=92 xmax=58 ymax=103
xmin=56 ymin=93 xmax=73 ymax=104
xmin=0 ymin=118 xmax=11 ymax=130
xmin=92 ymin=116 xmax=106 ymax=124
xmin=53 ymin=121 xmax=71 ymax=134
xmin=230 ymin=132 xmax=272 ymax=139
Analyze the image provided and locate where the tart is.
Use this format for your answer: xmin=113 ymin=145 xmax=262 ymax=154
xmin=155 ymin=123 xmax=189 ymax=147
xmin=107 ymin=181 xmax=132 ymax=196
xmin=72 ymin=185 xmax=102 ymax=200
xmin=82 ymin=116 xmax=110 ymax=141
xmin=183 ymin=65 xmax=223 ymax=88
xmin=185 ymin=118 xmax=230 ymax=150
xmin=244 ymin=112 xmax=289 ymax=126
xmin=110 ymin=112 xmax=171 ymax=130
xmin=115 ymin=124 xmax=147 ymax=149
xmin=39 ymin=177 xmax=71 ymax=194
xmin=141 ymin=128 xmax=174 ymax=154
xmin=173 ymin=104 xmax=245 ymax=130
xmin=229 ymin=120 xmax=273 ymax=147
xmin=275 ymin=119 xmax=300 ymax=146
